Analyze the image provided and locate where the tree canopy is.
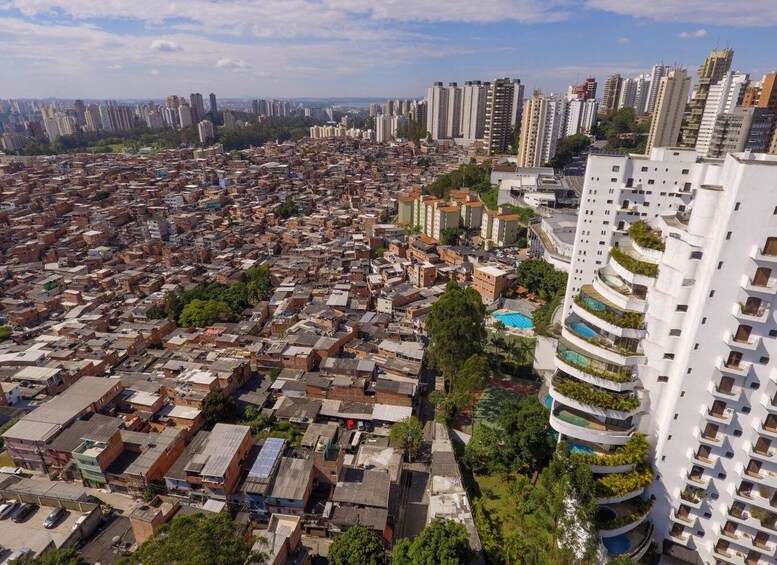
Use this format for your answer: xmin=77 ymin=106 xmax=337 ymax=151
xmin=516 ymin=260 xmax=568 ymax=300
xmin=328 ymin=525 xmax=385 ymax=565
xmin=118 ymin=512 xmax=264 ymax=565
xmin=426 ymin=280 xmax=486 ymax=382
xmin=389 ymin=416 xmax=424 ymax=462
xmin=440 ymin=226 xmax=463 ymax=246
xmin=18 ymin=546 xmax=85 ymax=565
xmin=0 ymin=325 xmax=11 ymax=341
xmin=547 ymin=133 xmax=591 ymax=170
xmin=178 ymin=299 xmax=234 ymax=328
xmin=423 ymin=161 xmax=492 ymax=200
xmin=393 ymin=519 xmax=474 ymax=565
xmin=201 ymin=389 xmax=237 ymax=428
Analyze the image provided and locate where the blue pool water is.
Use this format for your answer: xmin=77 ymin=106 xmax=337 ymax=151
xmin=603 ymin=534 xmax=630 ymax=555
xmin=562 ymin=349 xmax=590 ymax=367
xmin=571 ymin=322 xmax=597 ymax=339
xmin=582 ymin=296 xmax=606 ymax=311
xmin=569 ymin=442 xmax=594 ymax=455
xmin=493 ymin=311 xmax=534 ymax=330
xmin=543 ymin=394 xmax=553 ymax=409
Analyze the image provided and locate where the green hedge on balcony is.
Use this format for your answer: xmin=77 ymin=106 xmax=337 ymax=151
xmin=571 ymin=433 xmax=649 ymax=467
xmin=629 ymin=221 xmax=665 ymax=251
xmin=596 ymin=464 xmax=655 ymax=498
xmin=611 ymin=247 xmax=659 ymax=277
xmin=556 ymin=352 xmax=634 ymax=384
xmin=574 ymin=295 xmax=645 ymax=329
xmin=596 ymin=497 xmax=654 ymax=530
xmin=554 ymin=378 xmax=641 ymax=412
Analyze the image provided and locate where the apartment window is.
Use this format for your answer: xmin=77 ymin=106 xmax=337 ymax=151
xmin=664 ymin=353 xmax=675 ymax=359
xmin=774 ymin=206 xmax=777 ymax=215
xmin=726 ymin=232 xmax=732 ymax=240
xmin=717 ymin=262 xmax=723 ymax=269
xmin=733 ymin=430 xmax=742 ymax=437
xmin=606 ymin=200 xmax=613 ymax=204
xmin=676 ymin=305 xmax=688 ymax=312
xmin=612 ymin=165 xmax=620 ymax=172
xmin=760 ymin=356 xmax=770 ymax=364
xmin=750 ymin=382 xmax=760 ymax=389
xmin=725 ymin=452 xmax=734 ymax=458
xmin=694 ymin=343 xmax=699 ymax=350
xmin=648 ymin=179 xmax=655 ymax=185
xmin=673 ymin=414 xmax=678 ymax=420
xmin=735 ymin=202 xmax=741 ymax=211
xmin=658 ymin=376 xmax=668 ymax=382
xmin=709 ymin=290 xmax=715 ymax=297
xmin=691 ymin=251 xmax=703 ymax=260
xmin=611 ymin=178 xmax=617 ymax=182
xmin=769 ymin=330 xmax=777 ymax=337
xmin=682 ymin=169 xmax=689 ymax=174
xmin=670 ymin=329 xmax=682 ymax=336
xmin=641 ymin=166 xmax=648 ymax=172
xmin=702 ymin=317 xmax=707 ymax=324
xmin=742 ymin=407 xmax=751 ymax=414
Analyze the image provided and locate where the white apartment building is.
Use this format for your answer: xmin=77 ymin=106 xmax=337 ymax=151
xmin=426 ymin=82 xmax=448 ymax=140
xmin=646 ymin=69 xmax=691 ymax=154
xmin=461 ymin=81 xmax=488 ymax=140
xmin=696 ymin=72 xmax=750 ymax=157
xmin=552 ymin=147 xmax=777 ymax=564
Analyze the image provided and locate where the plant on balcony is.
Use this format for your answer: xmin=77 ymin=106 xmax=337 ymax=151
xmin=554 ymin=378 xmax=641 ymax=412
xmin=556 ymin=352 xmax=634 ymax=384
xmin=571 ymin=433 xmax=649 ymax=467
xmin=596 ymin=497 xmax=654 ymax=530
xmin=610 ymin=247 xmax=659 ymax=277
xmin=596 ymin=464 xmax=655 ymax=498
xmin=681 ymin=486 xmax=705 ymax=503
xmin=629 ymin=221 xmax=665 ymax=251
xmin=574 ymin=295 xmax=645 ymax=329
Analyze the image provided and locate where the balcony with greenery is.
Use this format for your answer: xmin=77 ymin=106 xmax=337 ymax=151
xmin=596 ymin=497 xmax=654 ymax=531
xmin=556 ymin=343 xmax=635 ymax=384
xmin=610 ymin=246 xmax=659 ymax=278
xmin=554 ymin=377 xmax=641 ymax=413
xmin=570 ymin=433 xmax=649 ymax=467
xmin=565 ymin=320 xmax=641 ymax=357
xmin=629 ymin=221 xmax=665 ymax=251
xmin=596 ymin=465 xmax=655 ymax=498
xmin=574 ymin=291 xmax=646 ymax=329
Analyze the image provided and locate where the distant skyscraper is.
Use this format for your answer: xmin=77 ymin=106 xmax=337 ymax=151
xmin=644 ymin=63 xmax=667 ymax=115
xmin=190 ymin=93 xmax=206 ymax=123
xmin=461 ymin=81 xmax=488 ymax=140
xmin=681 ymin=48 xmax=734 ymax=148
xmin=375 ymin=114 xmax=392 ymax=142
xmin=445 ymin=82 xmax=462 ymax=138
xmin=706 ymin=106 xmax=774 ymax=157
xmin=198 ymin=120 xmax=214 ymax=143
xmin=209 ymin=93 xmax=217 ymax=115
xmin=223 ymin=110 xmax=237 ymax=130
xmin=178 ymin=103 xmax=192 ymax=128
xmin=695 ymin=71 xmax=749 ymax=157
xmin=646 ymin=68 xmax=692 ymax=153
xmin=574 ymin=76 xmax=598 ymax=101
xmin=484 ymin=78 xmax=524 ymax=155
xmin=562 ymin=98 xmax=598 ymax=137
xmin=517 ymin=92 xmax=562 ymax=167
xmin=617 ymin=78 xmax=637 ymax=110
xmin=756 ymin=72 xmax=777 ymax=154
xmin=73 ymin=100 xmax=86 ymax=126
xmin=601 ymin=74 xmax=622 ymax=114
xmin=426 ymin=82 xmax=448 ymax=140
xmin=633 ymin=75 xmax=651 ymax=117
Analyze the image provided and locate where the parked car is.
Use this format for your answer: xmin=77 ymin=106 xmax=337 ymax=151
xmin=0 ymin=501 xmax=18 ymax=520
xmin=43 ymin=507 xmax=66 ymax=529
xmin=72 ymin=513 xmax=89 ymax=531
xmin=0 ymin=467 xmax=23 ymax=476
xmin=2 ymin=547 xmax=32 ymax=564
xmin=10 ymin=503 xmax=36 ymax=523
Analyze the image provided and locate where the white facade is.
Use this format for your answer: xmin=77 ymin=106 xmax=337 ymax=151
xmin=695 ymin=71 xmax=750 ymax=157
xmin=461 ymin=81 xmax=487 ymax=140
xmin=554 ymin=148 xmax=777 ymax=565
xmin=426 ymin=82 xmax=448 ymax=140
xmin=646 ymin=69 xmax=691 ymax=153
xmin=645 ymin=63 xmax=668 ymax=115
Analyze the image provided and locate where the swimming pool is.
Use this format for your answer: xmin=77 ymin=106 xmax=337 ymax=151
xmin=569 ymin=442 xmax=594 ymax=455
xmin=570 ymin=322 xmax=597 ymax=339
xmin=603 ymin=533 xmax=630 ymax=555
xmin=543 ymin=394 xmax=553 ymax=409
xmin=561 ymin=349 xmax=590 ymax=367
xmin=493 ymin=311 xmax=534 ymax=330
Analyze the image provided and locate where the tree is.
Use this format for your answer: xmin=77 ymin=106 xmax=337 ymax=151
xmin=515 ymin=260 xmax=567 ymax=298
xmin=274 ymin=198 xmax=300 ymax=219
xmin=328 ymin=525 xmax=385 ymax=565
xmin=390 ymin=416 xmax=424 ymax=462
xmin=119 ymin=512 xmax=265 ymax=565
xmin=455 ymin=354 xmax=489 ymax=411
xmin=0 ymin=325 xmax=11 ymax=341
xmin=201 ymin=389 xmax=237 ymax=428
xmin=548 ymin=133 xmax=591 ymax=170
xmin=393 ymin=520 xmax=474 ymax=565
xmin=18 ymin=546 xmax=85 ymax=565
xmin=245 ymin=264 xmax=273 ymax=303
xmin=498 ymin=397 xmax=556 ymax=472
xmin=426 ymin=281 xmax=486 ymax=384
xmin=439 ymin=226 xmax=463 ymax=246
xmin=463 ymin=423 xmax=504 ymax=474
xmin=178 ymin=299 xmax=234 ymax=327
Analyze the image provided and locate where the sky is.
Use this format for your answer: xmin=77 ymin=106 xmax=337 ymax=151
xmin=1 ymin=0 xmax=777 ymax=100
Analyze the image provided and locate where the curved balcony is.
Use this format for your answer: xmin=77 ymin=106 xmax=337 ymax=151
xmin=609 ymin=250 xmax=657 ymax=287
xmin=593 ymin=270 xmax=647 ymax=313
xmin=603 ymin=521 xmax=654 ymax=563
xmin=573 ymin=287 xmax=646 ymax=339
xmin=550 ymin=378 xmax=641 ymax=421
xmin=550 ymin=406 xmax=635 ymax=446
xmin=597 ymin=487 xmax=646 ymax=505
xmin=598 ymin=498 xmax=652 ymax=538
xmin=561 ymin=326 xmax=644 ymax=367
xmin=631 ymin=239 xmax=664 ymax=263
xmin=555 ymin=348 xmax=637 ymax=393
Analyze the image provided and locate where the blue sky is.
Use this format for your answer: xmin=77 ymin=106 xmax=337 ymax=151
xmin=1 ymin=0 xmax=776 ymax=100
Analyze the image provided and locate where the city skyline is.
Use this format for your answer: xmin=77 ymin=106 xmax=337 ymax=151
xmin=2 ymin=1 xmax=777 ymax=99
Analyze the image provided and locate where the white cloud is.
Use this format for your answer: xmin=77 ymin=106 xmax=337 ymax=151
xmin=150 ymin=39 xmax=181 ymax=52
xmin=678 ymin=29 xmax=707 ymax=39
xmin=617 ymin=37 xmax=629 ymax=44
xmin=585 ymin=0 xmax=777 ymax=27
xmin=216 ymin=58 xmax=251 ymax=70
xmin=148 ymin=69 xmax=160 ymax=75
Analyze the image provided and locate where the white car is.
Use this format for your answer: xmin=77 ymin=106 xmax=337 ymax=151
xmin=0 ymin=501 xmax=18 ymax=519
